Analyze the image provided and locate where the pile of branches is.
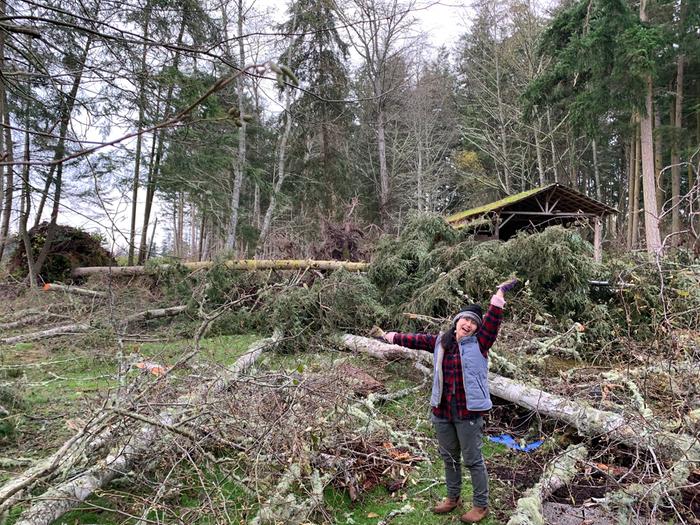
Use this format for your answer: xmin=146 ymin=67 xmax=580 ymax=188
xmin=3 ymin=213 xmax=700 ymax=523
xmin=0 ymin=334 xmax=424 ymax=524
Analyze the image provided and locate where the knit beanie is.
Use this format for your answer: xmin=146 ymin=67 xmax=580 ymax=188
xmin=452 ymin=304 xmax=483 ymax=328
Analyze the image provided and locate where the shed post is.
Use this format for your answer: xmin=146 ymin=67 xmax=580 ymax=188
xmin=593 ymin=217 xmax=603 ymax=262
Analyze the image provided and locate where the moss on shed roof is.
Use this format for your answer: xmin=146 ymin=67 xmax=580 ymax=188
xmin=446 ymin=185 xmax=554 ymax=224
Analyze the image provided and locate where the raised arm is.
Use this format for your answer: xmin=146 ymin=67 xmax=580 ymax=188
xmin=384 ymin=332 xmax=438 ymax=353
xmin=478 ymin=278 xmax=517 ymax=353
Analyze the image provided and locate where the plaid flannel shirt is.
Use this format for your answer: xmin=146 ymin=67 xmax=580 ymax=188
xmin=393 ymin=301 xmax=503 ymax=420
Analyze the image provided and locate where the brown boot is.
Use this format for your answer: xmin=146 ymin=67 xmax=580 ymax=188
xmin=461 ymin=506 xmax=489 ymax=523
xmin=432 ymin=496 xmax=461 ymax=514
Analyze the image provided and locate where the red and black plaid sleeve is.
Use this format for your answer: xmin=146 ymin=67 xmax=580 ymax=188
xmin=477 ymin=300 xmax=503 ymax=356
xmin=392 ymin=333 xmax=438 ymax=353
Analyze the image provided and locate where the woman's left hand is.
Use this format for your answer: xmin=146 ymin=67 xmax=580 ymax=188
xmin=497 ymin=278 xmax=519 ymax=294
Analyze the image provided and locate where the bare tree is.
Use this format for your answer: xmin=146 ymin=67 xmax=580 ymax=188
xmin=224 ymin=0 xmax=248 ymax=252
xmin=335 ymin=0 xmax=416 ymax=228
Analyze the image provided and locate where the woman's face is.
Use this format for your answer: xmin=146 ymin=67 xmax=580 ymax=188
xmin=456 ymin=317 xmax=478 ymax=339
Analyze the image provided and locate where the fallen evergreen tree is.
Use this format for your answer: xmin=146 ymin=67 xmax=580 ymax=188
xmin=3 ymin=214 xmax=700 ymax=522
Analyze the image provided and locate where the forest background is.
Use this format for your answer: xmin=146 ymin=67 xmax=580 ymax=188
xmin=0 ymin=0 xmax=698 ymax=272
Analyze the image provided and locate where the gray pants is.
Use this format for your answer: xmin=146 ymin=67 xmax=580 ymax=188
xmin=432 ymin=414 xmax=489 ymax=507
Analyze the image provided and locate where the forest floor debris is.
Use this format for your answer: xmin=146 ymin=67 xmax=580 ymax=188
xmin=1 ymin=223 xmax=699 ymax=523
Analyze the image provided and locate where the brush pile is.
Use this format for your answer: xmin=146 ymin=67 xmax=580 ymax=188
xmin=1 ymin=212 xmax=699 ymax=524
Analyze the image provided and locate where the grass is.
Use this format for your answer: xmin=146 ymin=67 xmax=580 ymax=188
xmin=2 ymin=331 xmax=523 ymax=524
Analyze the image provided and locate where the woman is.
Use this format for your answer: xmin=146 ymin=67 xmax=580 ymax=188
xmin=382 ymin=279 xmax=516 ymax=523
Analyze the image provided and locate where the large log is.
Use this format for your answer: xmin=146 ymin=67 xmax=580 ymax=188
xmin=488 ymin=374 xmax=699 ymax=462
xmin=120 ymin=305 xmax=188 ymax=325
xmin=72 ymin=258 xmax=369 ymax=277
xmin=340 ymin=335 xmax=700 ymax=463
xmin=8 ymin=333 xmax=281 ymax=525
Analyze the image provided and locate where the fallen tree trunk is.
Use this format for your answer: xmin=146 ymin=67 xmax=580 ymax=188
xmin=0 ymin=306 xmax=189 ymax=346
xmin=488 ymin=374 xmax=699 ymax=462
xmin=341 ymin=334 xmax=432 ymax=375
xmin=0 ymin=411 xmax=118 ymax=516
xmin=0 ymin=314 xmax=45 ymax=331
xmin=42 ymin=283 xmax=108 ymax=299
xmin=8 ymin=333 xmax=282 ymax=525
xmin=120 ymin=305 xmax=188 ymax=325
xmin=507 ymin=444 xmax=589 ymax=525
xmin=0 ymin=324 xmax=91 ymax=345
xmin=340 ymin=335 xmax=700 ymax=463
xmin=73 ymin=258 xmax=369 ymax=277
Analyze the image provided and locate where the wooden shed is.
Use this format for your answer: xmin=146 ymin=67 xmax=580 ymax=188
xmin=445 ymin=184 xmax=618 ymax=262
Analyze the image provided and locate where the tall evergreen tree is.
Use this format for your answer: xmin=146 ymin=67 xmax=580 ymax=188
xmin=279 ymin=0 xmax=351 ymax=214
xmin=525 ymin=0 xmax=666 ymax=254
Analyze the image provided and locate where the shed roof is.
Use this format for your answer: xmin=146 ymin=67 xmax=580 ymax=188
xmin=446 ymin=183 xmax=618 ymax=227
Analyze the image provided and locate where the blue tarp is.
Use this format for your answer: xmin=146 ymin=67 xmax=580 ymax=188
xmin=488 ymin=434 xmax=544 ymax=452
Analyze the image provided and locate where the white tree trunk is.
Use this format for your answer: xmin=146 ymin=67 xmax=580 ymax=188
xmin=8 ymin=333 xmax=282 ymax=525
xmin=0 ymin=324 xmax=91 ymax=345
xmin=225 ymin=0 xmax=247 ymax=251
xmin=42 ymin=283 xmax=108 ymax=299
xmin=256 ymin=90 xmax=293 ymax=256
xmin=508 ymin=444 xmax=589 ymax=525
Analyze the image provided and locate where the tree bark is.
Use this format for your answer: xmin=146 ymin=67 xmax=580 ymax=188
xmin=256 ymin=91 xmax=293 ymax=256
xmin=128 ymin=4 xmax=152 ymax=265
xmin=591 ymin=138 xmax=601 ymax=201
xmin=535 ymin=112 xmax=546 ymax=187
xmin=671 ymin=54 xmax=684 ymax=245
xmin=137 ymin=13 xmax=187 ymax=264
xmin=225 ymin=0 xmax=247 ymax=251
xmin=377 ymin=98 xmax=390 ymax=227
xmin=0 ymin=28 xmax=14 ymax=262
xmin=0 ymin=306 xmax=187 ymax=346
xmin=0 ymin=324 xmax=91 ymax=345
xmin=546 ymin=108 xmax=558 ymax=183
xmin=33 ymin=35 xmax=94 ymax=278
xmin=73 ymin=259 xmax=369 ymax=277
xmin=654 ymin=109 xmax=664 ymax=215
xmin=507 ymin=444 xmax=589 ymax=525
xmin=120 ymin=304 xmax=187 ymax=325
xmin=630 ymin=124 xmax=641 ymax=249
xmin=42 ymin=283 xmax=108 ymax=299
xmin=638 ymin=0 xmax=662 ymax=255
xmin=18 ymin=64 xmax=36 ymax=288
xmin=8 ymin=333 xmax=281 ymax=525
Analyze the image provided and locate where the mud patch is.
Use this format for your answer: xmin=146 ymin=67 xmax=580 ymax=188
xmin=543 ymin=502 xmax=651 ymax=524
xmin=550 ymin=471 xmax=616 ymax=505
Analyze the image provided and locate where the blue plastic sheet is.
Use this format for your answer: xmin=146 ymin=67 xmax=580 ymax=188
xmin=488 ymin=434 xmax=544 ymax=452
